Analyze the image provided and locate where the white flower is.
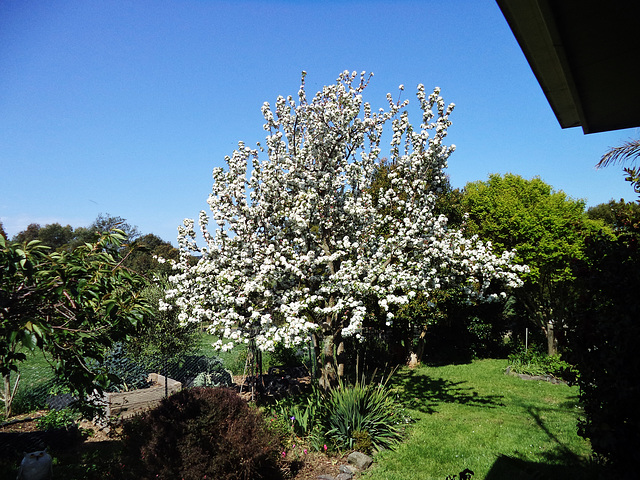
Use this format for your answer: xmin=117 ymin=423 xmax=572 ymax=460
xmin=167 ymin=71 xmax=526 ymax=358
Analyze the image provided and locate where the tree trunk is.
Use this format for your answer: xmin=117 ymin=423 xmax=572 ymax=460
xmin=546 ymin=321 xmax=557 ymax=356
xmin=315 ymin=329 xmax=345 ymax=390
xmin=2 ymin=374 xmax=10 ymax=418
xmin=2 ymin=372 xmax=20 ymax=418
xmin=408 ymin=324 xmax=429 ymax=367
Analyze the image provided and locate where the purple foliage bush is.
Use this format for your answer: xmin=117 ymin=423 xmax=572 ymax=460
xmin=120 ymin=387 xmax=281 ymax=480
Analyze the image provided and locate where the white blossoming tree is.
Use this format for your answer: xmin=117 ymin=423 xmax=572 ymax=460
xmin=167 ymin=71 xmax=526 ymax=387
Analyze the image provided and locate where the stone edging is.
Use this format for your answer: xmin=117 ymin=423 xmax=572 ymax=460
xmin=504 ymin=366 xmax=568 ymax=385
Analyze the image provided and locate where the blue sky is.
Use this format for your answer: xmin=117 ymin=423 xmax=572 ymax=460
xmin=1 ymin=0 xmax=638 ymax=245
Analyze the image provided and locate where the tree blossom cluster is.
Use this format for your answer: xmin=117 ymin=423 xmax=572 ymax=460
xmin=166 ymin=71 xmax=526 ymax=352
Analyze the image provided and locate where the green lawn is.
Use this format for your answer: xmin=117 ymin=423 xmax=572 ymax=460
xmin=363 ymin=359 xmax=597 ymax=480
xmin=4 ymin=348 xmax=57 ymax=417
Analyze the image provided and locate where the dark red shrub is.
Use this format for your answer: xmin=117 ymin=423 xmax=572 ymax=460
xmin=120 ymin=387 xmax=282 ymax=480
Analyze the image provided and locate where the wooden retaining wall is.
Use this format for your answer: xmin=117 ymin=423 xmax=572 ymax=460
xmin=102 ymin=373 xmax=181 ymax=419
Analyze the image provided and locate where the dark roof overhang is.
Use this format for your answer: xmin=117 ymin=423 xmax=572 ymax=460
xmin=496 ymin=0 xmax=640 ymax=134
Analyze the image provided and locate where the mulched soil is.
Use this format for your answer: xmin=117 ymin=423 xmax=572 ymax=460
xmin=0 ymin=375 xmax=354 ymax=480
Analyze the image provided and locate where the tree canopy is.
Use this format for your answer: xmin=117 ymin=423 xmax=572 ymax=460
xmin=12 ymin=223 xmax=75 ymax=250
xmin=0 ymin=230 xmax=150 ymax=415
xmin=461 ymin=173 xmax=594 ymax=353
xmin=10 ymin=215 xmax=177 ymax=279
xmin=167 ymin=71 xmax=525 ymax=385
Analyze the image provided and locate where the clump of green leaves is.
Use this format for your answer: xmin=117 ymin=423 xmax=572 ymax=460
xmin=100 ymin=343 xmax=152 ymax=392
xmin=569 ymin=197 xmax=640 ymax=475
xmin=0 ymin=229 xmax=151 ymax=418
xmin=191 ymin=357 xmax=232 ymax=388
xmin=270 ymin=370 xmax=406 ymax=453
xmin=36 ymin=408 xmax=79 ymax=431
xmin=352 ymin=430 xmax=373 ymax=453
xmin=270 ymin=383 xmax=325 ymax=451
xmin=125 ymin=282 xmax=200 ymax=362
xmin=508 ymin=348 xmax=577 ymax=382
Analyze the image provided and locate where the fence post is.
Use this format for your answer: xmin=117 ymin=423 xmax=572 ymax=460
xmin=164 ymin=356 xmax=168 ymax=398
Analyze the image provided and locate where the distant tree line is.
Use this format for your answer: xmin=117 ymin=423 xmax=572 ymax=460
xmin=3 ymin=213 xmax=179 ymax=278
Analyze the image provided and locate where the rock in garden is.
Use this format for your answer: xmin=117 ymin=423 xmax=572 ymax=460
xmin=347 ymin=451 xmax=373 ymax=470
xmin=316 ymin=475 xmax=335 ymax=480
xmin=336 ymin=473 xmax=353 ymax=480
xmin=339 ymin=464 xmax=357 ymax=475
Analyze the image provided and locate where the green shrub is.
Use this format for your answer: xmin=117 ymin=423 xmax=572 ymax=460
xmin=125 ymin=282 xmax=200 ymax=361
xmin=352 ymin=430 xmax=373 ymax=454
xmin=270 ymin=384 xmax=327 ymax=451
xmin=508 ymin=348 xmax=577 ymax=382
xmin=265 ymin=411 xmax=294 ymax=446
xmin=120 ymin=387 xmax=281 ymax=480
xmin=35 ymin=408 xmax=79 ymax=430
xmin=34 ymin=408 xmax=84 ymax=448
xmin=188 ymin=356 xmax=233 ymax=388
xmin=192 ymin=370 xmax=229 ymax=388
xmin=101 ymin=343 xmax=151 ymax=392
xmin=568 ymin=213 xmax=640 ymax=474
xmin=269 ymin=371 xmax=407 ymax=453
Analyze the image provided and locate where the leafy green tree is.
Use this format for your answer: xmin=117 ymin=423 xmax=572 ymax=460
xmin=126 ymin=280 xmax=199 ymax=362
xmin=0 ymin=237 xmax=49 ymax=416
xmin=67 ymin=213 xmax=141 ymax=251
xmin=12 ymin=223 xmax=41 ymax=244
xmin=12 ymin=215 xmax=175 ymax=277
xmin=0 ymin=230 xmax=150 ymax=417
xmin=0 ymin=222 xmax=7 ymax=240
xmin=90 ymin=213 xmax=140 ymax=240
xmin=37 ymin=223 xmax=75 ymax=249
xmin=123 ymin=233 xmax=179 ymax=278
xmin=461 ymin=173 xmax=592 ymax=355
xmin=13 ymin=222 xmax=74 ymax=250
xmin=587 ymin=199 xmax=640 ymax=232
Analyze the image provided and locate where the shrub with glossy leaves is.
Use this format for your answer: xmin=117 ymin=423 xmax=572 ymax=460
xmin=120 ymin=387 xmax=281 ymax=480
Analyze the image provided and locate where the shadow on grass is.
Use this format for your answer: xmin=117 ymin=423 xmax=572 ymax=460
xmin=392 ymin=369 xmax=505 ymax=414
xmin=484 ymin=405 xmax=599 ymax=480
xmin=558 ymin=394 xmax=581 ymax=410
xmin=527 ymin=405 xmax=583 ymax=462
xmin=485 ymin=453 xmax=601 ymax=480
